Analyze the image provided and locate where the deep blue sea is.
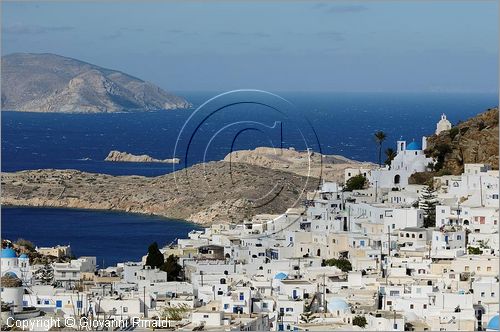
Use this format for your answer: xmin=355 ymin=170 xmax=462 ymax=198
xmin=1 ymin=207 xmax=201 ymax=267
xmin=1 ymin=91 xmax=497 ymax=266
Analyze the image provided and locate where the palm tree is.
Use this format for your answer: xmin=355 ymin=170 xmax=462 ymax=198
xmin=374 ymin=131 xmax=387 ymax=167
xmin=384 ymin=148 xmax=397 ymax=169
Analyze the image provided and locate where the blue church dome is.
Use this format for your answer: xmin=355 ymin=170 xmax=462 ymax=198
xmin=327 ymin=298 xmax=349 ymax=312
xmin=4 ymin=271 xmax=18 ymax=278
xmin=19 ymin=254 xmax=28 ymax=259
xmin=487 ymin=315 xmax=499 ymax=330
xmin=274 ymin=272 xmax=288 ymax=280
xmin=1 ymin=248 xmax=17 ymax=258
xmin=406 ymin=141 xmax=421 ymax=150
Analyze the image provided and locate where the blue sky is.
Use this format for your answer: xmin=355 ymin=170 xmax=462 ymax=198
xmin=2 ymin=1 xmax=498 ymax=93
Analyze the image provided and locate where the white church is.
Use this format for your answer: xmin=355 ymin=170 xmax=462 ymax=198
xmin=367 ymin=114 xmax=451 ymax=189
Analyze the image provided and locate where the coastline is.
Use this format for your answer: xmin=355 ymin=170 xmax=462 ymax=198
xmin=1 ymin=148 xmax=371 ymax=224
xmin=0 ymin=204 xmax=199 ymax=227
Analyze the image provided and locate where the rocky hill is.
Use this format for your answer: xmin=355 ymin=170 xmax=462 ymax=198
xmin=424 ymin=107 xmax=499 ymax=175
xmin=1 ymin=53 xmax=191 ymax=113
xmin=1 ymin=161 xmax=320 ymax=225
xmin=224 ymin=147 xmax=375 ymax=183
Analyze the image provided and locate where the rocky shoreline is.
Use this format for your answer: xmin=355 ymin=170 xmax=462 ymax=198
xmin=105 ymin=150 xmax=180 ymax=164
xmin=2 ymin=148 xmax=369 ymax=224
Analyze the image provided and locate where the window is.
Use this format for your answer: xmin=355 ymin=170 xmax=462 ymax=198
xmin=387 ymin=301 xmax=392 ymax=305
xmin=61 ymin=272 xmax=66 ymax=277
xmin=262 ymin=303 xmax=268 ymax=309
xmin=487 ymin=267 xmax=492 ymax=272
xmin=239 ymin=292 xmax=244 ymax=301
xmin=123 ymin=307 xmax=128 ymax=313
xmin=72 ymin=272 xmax=77 ymax=277
xmin=77 ymin=301 xmax=82 ymax=308
xmin=419 ymin=234 xmax=423 ymax=239
xmin=410 ymin=304 xmax=414 ymax=309
xmin=44 ymin=300 xmax=50 ymax=305
xmin=423 ymin=304 xmax=427 ymax=309
xmin=457 ymin=235 xmax=462 ymax=240
xmin=203 ymin=314 xmax=209 ymax=318
xmin=481 ymin=292 xmax=485 ymax=297
xmin=224 ymin=304 xmax=229 ymax=309
xmin=465 ymin=266 xmax=470 ymax=271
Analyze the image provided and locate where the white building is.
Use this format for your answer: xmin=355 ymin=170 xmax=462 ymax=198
xmin=436 ymin=113 xmax=452 ymax=135
xmin=369 ymin=137 xmax=433 ymax=189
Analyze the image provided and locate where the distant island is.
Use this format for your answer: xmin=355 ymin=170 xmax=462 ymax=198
xmin=1 ymin=53 xmax=191 ymax=113
xmin=105 ymin=150 xmax=180 ymax=164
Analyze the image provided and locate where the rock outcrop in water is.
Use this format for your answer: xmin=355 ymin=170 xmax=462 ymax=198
xmin=105 ymin=151 xmax=180 ymax=164
xmin=1 ymin=53 xmax=191 ymax=113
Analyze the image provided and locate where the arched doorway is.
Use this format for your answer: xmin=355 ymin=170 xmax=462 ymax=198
xmin=394 ymin=174 xmax=401 ymax=184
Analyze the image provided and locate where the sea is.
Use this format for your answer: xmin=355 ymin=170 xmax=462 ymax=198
xmin=1 ymin=91 xmax=497 ymax=266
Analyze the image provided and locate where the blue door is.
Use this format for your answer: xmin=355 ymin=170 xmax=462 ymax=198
xmin=56 ymin=300 xmax=62 ymax=308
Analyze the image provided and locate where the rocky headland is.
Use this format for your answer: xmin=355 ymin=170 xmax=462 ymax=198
xmin=1 ymin=53 xmax=191 ymax=113
xmin=1 ymin=161 xmax=320 ymax=225
xmin=224 ymin=147 xmax=375 ymax=183
xmin=105 ymin=150 xmax=180 ymax=164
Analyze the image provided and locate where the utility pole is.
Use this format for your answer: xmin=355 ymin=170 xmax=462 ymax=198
xmin=386 ymin=226 xmax=390 ymax=286
xmin=143 ymin=285 xmax=147 ymax=318
xmin=479 ymin=176 xmax=483 ymax=207
xmin=379 ymin=241 xmax=383 ymax=274
xmin=322 ymin=273 xmax=326 ymax=313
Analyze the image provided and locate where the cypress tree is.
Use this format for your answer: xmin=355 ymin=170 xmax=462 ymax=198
xmin=419 ymin=186 xmax=439 ymax=228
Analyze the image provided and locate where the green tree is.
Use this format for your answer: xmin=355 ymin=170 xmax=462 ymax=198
xmin=324 ymin=258 xmax=352 ymax=272
xmin=145 ymin=242 xmax=164 ymax=269
xmin=15 ymin=238 xmax=35 ymax=252
xmin=374 ymin=131 xmax=387 ymax=167
xmin=35 ymin=263 xmax=54 ymax=285
xmin=344 ymin=174 xmax=367 ymax=192
xmin=468 ymin=247 xmax=482 ymax=255
xmin=353 ymin=315 xmax=367 ymax=328
xmin=161 ymin=254 xmax=183 ymax=281
xmin=384 ymin=148 xmax=397 ymax=170
xmin=419 ymin=186 xmax=439 ymax=227
xmin=159 ymin=304 xmax=189 ymax=321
